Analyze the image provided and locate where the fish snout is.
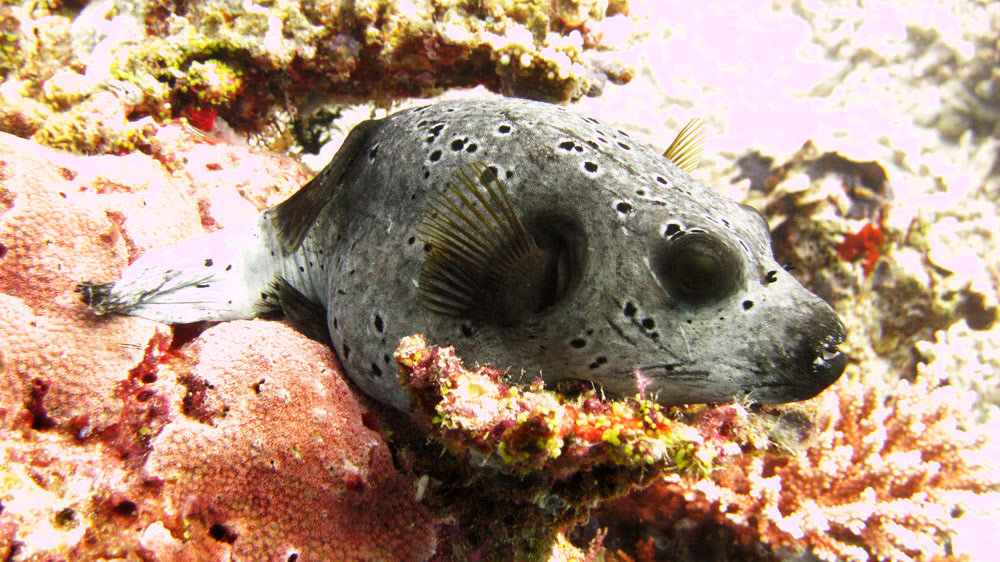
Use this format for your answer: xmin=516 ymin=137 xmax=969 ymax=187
xmin=789 ymin=306 xmax=847 ymax=401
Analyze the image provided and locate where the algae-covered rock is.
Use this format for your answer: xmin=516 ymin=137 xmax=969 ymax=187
xmin=1 ymin=0 xmax=639 ymax=153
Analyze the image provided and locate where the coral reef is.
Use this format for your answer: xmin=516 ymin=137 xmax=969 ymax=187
xmin=589 ymin=376 xmax=1000 ymax=561
xmin=0 ymin=0 xmax=638 ymax=154
xmin=0 ymin=133 xmax=437 ymax=560
xmin=4 ymin=0 xmax=1000 ymax=559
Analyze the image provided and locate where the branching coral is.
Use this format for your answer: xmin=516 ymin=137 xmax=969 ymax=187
xmin=593 ymin=376 xmax=1000 ymax=561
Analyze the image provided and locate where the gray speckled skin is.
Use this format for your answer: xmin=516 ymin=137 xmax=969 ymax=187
xmin=81 ymin=97 xmax=846 ymax=413
xmin=274 ymin=97 xmax=846 ymax=411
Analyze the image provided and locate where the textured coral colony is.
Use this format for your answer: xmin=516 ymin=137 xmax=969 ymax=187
xmin=1 ymin=0 xmax=999 ymax=561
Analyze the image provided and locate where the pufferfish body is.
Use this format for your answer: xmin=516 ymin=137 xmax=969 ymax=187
xmin=77 ymin=97 xmax=847 ymax=412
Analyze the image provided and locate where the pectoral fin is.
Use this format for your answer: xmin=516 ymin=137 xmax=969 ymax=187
xmin=417 ymin=163 xmax=555 ymax=325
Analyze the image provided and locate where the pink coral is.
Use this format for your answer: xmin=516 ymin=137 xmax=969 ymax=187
xmin=592 ymin=377 xmax=1000 ymax=561
xmin=0 ymin=133 xmax=438 ymax=560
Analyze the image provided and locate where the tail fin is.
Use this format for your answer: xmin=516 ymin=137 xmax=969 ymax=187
xmin=76 ymin=215 xmax=280 ymax=324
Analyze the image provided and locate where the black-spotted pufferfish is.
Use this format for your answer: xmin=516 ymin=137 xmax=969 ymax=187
xmin=77 ymin=97 xmax=847 ymax=412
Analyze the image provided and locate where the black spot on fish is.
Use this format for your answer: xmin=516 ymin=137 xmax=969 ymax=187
xmin=623 ymin=302 xmax=637 ymax=317
xmin=371 ymin=363 xmax=383 ymax=377
xmin=505 ymin=170 xmax=514 ymax=179
xmin=664 ymin=224 xmax=680 ymax=237
xmin=204 ymin=258 xmax=213 ymax=267
xmin=617 ymin=142 xmax=631 ymax=150
xmin=368 ymin=144 xmax=379 ymax=160
xmin=585 ymin=139 xmax=599 ymax=149
xmin=225 ymin=264 xmax=232 ymax=271
xmin=429 ymin=150 xmax=442 ymax=162
xmin=584 ymin=161 xmax=598 ymax=173
xmin=641 ymin=318 xmax=655 ymax=330
xmin=342 ymin=342 xmax=350 ymax=359
xmin=384 ymin=354 xmax=391 ymax=364
xmin=466 ymin=143 xmax=478 ymax=153
xmin=374 ymin=314 xmax=384 ymax=333
xmin=451 ymin=138 xmax=466 ymax=151
xmin=298 ymin=266 xmax=305 ymax=273
xmin=558 ymin=141 xmax=575 ymax=151
xmin=656 ymin=176 xmax=668 ymax=185
xmin=617 ymin=129 xmax=630 ymax=137
xmin=460 ymin=324 xmax=473 ymax=337
xmin=765 ymin=270 xmax=779 ymax=284
xmin=497 ymin=124 xmax=511 ymax=134
xmin=588 ymin=356 xmax=608 ymax=369
xmin=743 ymin=300 xmax=754 ymax=310
xmin=430 ymin=123 xmax=445 ymax=135
xmin=636 ymin=190 xmax=645 ymax=196
xmin=196 ymin=284 xmax=209 ymax=289
xmin=423 ymin=170 xmax=430 ymax=179
xmin=616 ymin=201 xmax=633 ymax=214
xmin=333 ymin=317 xmax=339 ymax=329
xmin=407 ymin=236 xmax=416 ymax=245
xmin=570 ymin=338 xmax=586 ymax=348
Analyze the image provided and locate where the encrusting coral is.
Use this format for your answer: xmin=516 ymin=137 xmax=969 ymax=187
xmin=396 ymin=334 xmax=719 ymax=479
xmin=0 ymin=132 xmax=438 ymax=560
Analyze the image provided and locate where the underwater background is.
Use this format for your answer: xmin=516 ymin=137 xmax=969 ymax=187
xmin=1 ymin=0 xmax=998 ymax=560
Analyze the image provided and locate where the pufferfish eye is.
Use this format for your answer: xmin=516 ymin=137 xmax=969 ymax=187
xmin=653 ymin=232 xmax=741 ymax=303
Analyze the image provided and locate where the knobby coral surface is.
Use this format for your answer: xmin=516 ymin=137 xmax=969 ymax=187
xmin=0 ymin=133 xmax=437 ymax=560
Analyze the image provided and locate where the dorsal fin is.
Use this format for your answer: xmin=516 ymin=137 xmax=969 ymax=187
xmin=272 ymin=118 xmax=383 ymax=254
xmin=663 ymin=117 xmax=706 ymax=174
xmin=417 ymin=162 xmax=550 ymax=324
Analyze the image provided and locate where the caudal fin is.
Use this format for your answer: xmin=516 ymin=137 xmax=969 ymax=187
xmin=76 ymin=215 xmax=280 ymax=324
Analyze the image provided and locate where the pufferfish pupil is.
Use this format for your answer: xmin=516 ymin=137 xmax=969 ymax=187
xmin=74 ymin=97 xmax=847 ymax=412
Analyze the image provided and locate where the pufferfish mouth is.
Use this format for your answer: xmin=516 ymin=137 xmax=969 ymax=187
xmin=786 ymin=324 xmax=847 ymax=401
